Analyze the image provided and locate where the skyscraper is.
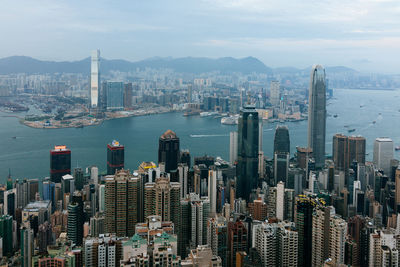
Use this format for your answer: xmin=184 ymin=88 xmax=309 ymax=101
xmin=188 ymin=84 xmax=192 ymax=103
xmin=20 ymin=226 xmax=34 ymax=267
xmin=270 ymin=81 xmax=280 ymax=106
xmin=237 ymin=106 xmax=259 ymax=201
xmin=311 ymin=206 xmax=331 ymax=267
xmin=105 ymin=169 xmax=140 ymax=237
xmin=229 ymin=131 xmax=238 ymax=164
xmin=348 ymin=136 xmax=366 ymax=164
xmin=123 ymin=82 xmax=132 ymax=109
xmin=333 ymin=134 xmax=348 ymax=172
xmin=295 ymin=196 xmax=314 ymax=267
xmin=228 ymin=220 xmax=248 ymax=267
xmin=373 ymin=137 xmax=394 ymax=175
xmin=308 ymin=65 xmax=326 ymax=169
xmin=67 ymin=192 xmax=84 ymax=246
xmin=50 ymin=145 xmax=71 ymax=183
xmin=107 ymin=140 xmax=124 ymax=175
xmin=90 ymin=49 xmax=100 ymax=108
xmin=274 ymin=125 xmax=290 ymax=154
xmin=158 ymin=130 xmax=180 ymax=173
xmin=106 ymin=82 xmax=124 ymax=110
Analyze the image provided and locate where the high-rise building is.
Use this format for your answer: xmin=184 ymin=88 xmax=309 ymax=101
xmin=158 ymin=130 xmax=180 ymax=173
xmin=229 ymin=131 xmax=238 ymax=164
xmin=295 ymin=196 xmax=315 ymax=267
xmin=395 ymin=167 xmax=400 ymax=213
xmin=106 ymin=82 xmax=124 ymax=110
xmin=312 ymin=206 xmax=331 ymax=267
xmin=38 ymin=221 xmax=52 ymax=254
xmin=207 ymin=215 xmax=228 ymax=267
xmin=248 ymin=198 xmax=267 ymax=221
xmin=20 ymin=226 xmax=34 ymax=267
xmin=123 ymin=82 xmax=132 ymax=109
xmin=373 ymin=137 xmax=394 ymax=175
xmin=144 ymin=176 xmax=181 ymax=239
xmin=107 ymin=140 xmax=124 ymax=175
xmin=333 ymin=134 xmax=348 ymax=172
xmin=253 ymin=221 xmax=298 ymax=267
xmin=187 ymin=84 xmax=192 ymax=103
xmin=84 ymin=234 xmax=123 ymax=267
xmin=50 ymin=145 xmax=71 ymax=183
xmin=228 ymin=220 xmax=248 ymax=267
xmin=73 ymin=167 xmax=84 ymax=191
xmin=348 ymin=136 xmax=366 ymax=164
xmin=237 ymin=106 xmax=259 ymax=201
xmin=329 ymin=215 xmax=347 ymax=265
xmin=270 ymin=81 xmax=280 ymax=106
xmin=67 ymin=192 xmax=84 ymax=246
xmin=90 ymin=49 xmax=100 ymax=108
xmin=274 ymin=125 xmax=290 ymax=154
xmin=308 ymin=65 xmax=326 ymax=169
xmin=105 ymin=170 xmax=140 ymax=237
xmin=274 ymin=152 xmax=289 ymax=185
xmin=0 ymin=215 xmax=13 ymax=256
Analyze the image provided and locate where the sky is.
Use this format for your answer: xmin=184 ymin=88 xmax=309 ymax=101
xmin=1 ymin=0 xmax=400 ymax=73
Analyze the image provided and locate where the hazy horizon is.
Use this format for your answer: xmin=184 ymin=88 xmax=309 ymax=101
xmin=1 ymin=0 xmax=400 ymax=73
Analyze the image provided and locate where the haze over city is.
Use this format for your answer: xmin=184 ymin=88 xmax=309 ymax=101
xmin=1 ymin=0 xmax=400 ymax=73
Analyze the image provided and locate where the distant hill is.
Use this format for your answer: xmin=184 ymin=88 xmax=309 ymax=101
xmin=0 ymin=56 xmax=272 ymax=75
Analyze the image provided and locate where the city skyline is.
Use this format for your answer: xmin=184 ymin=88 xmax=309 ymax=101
xmin=1 ymin=1 xmax=400 ymax=73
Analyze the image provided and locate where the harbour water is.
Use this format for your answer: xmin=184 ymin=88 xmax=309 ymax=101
xmin=0 ymin=88 xmax=399 ymax=180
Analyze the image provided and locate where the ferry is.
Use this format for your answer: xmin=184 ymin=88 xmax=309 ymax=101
xmin=333 ymin=114 xmax=338 ymax=118
xmin=348 ymin=128 xmax=356 ymax=133
xmin=221 ymin=115 xmax=238 ymax=125
xmin=395 ymin=146 xmax=400 ymax=151
xmin=372 ymin=121 xmax=376 ymax=124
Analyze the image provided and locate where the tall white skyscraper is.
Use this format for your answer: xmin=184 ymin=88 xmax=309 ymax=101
xmin=270 ymin=81 xmax=280 ymax=106
xmin=208 ymin=170 xmax=218 ymax=216
xmin=229 ymin=131 xmax=238 ymax=164
xmin=276 ymin=182 xmax=285 ymax=221
xmin=373 ymin=137 xmax=394 ymax=175
xmin=90 ymin=49 xmax=100 ymax=108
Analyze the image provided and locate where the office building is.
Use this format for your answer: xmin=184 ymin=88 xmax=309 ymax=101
xmin=73 ymin=167 xmax=84 ymax=191
xmin=158 ymin=130 xmax=180 ymax=173
xmin=248 ymin=198 xmax=268 ymax=221
xmin=123 ymin=82 xmax=132 ymax=109
xmin=296 ymin=147 xmax=313 ymax=169
xmin=295 ymin=196 xmax=314 ymax=267
xmin=333 ymin=134 xmax=348 ymax=172
xmin=20 ymin=227 xmax=34 ymax=267
xmin=107 ymin=140 xmax=124 ymax=175
xmin=270 ymin=81 xmax=280 ymax=106
xmin=22 ymin=200 xmax=52 ymax=229
xmin=348 ymin=136 xmax=366 ymax=164
xmin=50 ymin=145 xmax=71 ymax=183
xmin=38 ymin=221 xmax=52 ymax=254
xmin=229 ymin=131 xmax=238 ymax=164
xmin=274 ymin=125 xmax=290 ymax=154
xmin=308 ymin=65 xmax=326 ymax=169
xmin=237 ymin=106 xmax=259 ymax=201
xmin=274 ymin=152 xmax=289 ymax=185
xmin=187 ymin=84 xmax=192 ymax=103
xmin=208 ymin=169 xmax=218 ymax=216
xmin=228 ymin=220 xmax=248 ymax=267
xmin=0 ymin=215 xmax=13 ymax=256
xmin=67 ymin=192 xmax=84 ymax=246
xmin=106 ymin=82 xmax=124 ymax=110
xmin=396 ymin=168 xmax=400 ymax=212
xmin=105 ymin=170 xmax=140 ymax=237
xmin=90 ymin=49 xmax=100 ymax=108
xmin=373 ymin=137 xmax=394 ymax=175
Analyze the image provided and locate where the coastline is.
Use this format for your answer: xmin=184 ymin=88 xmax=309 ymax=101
xmin=19 ymin=107 xmax=174 ymax=129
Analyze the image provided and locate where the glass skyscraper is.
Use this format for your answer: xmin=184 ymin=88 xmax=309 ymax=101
xmin=106 ymin=82 xmax=124 ymax=110
xmin=236 ymin=105 xmax=259 ymax=201
xmin=90 ymin=49 xmax=100 ymax=108
xmin=308 ymin=65 xmax=326 ymax=169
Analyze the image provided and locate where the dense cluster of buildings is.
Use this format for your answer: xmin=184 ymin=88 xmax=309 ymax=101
xmin=0 ymin=64 xmax=399 ymax=267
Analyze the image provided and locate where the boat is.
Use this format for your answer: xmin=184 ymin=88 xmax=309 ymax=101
xmin=200 ymin=112 xmax=210 ymax=117
xmin=372 ymin=121 xmax=376 ymax=124
xmin=333 ymin=114 xmax=338 ymax=118
xmin=348 ymin=128 xmax=356 ymax=133
xmin=395 ymin=146 xmax=400 ymax=151
xmin=221 ymin=115 xmax=238 ymax=125
xmin=11 ymin=136 xmax=16 ymax=139
xmin=344 ymin=125 xmax=349 ymax=128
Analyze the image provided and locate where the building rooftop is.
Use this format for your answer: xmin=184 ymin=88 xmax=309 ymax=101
xmin=160 ymin=129 xmax=178 ymax=139
xmin=24 ymin=200 xmax=51 ymax=211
